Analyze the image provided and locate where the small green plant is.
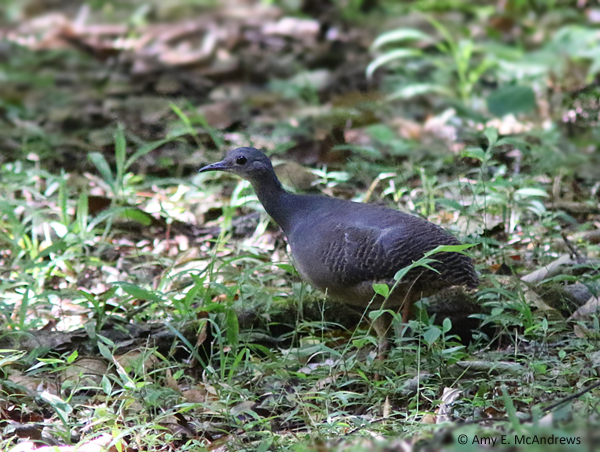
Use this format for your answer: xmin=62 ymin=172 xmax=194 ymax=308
xmin=461 ymin=128 xmax=550 ymax=234
xmin=369 ymin=18 xmax=600 ymax=120
xmin=368 ymin=19 xmax=496 ymax=105
xmin=309 ymin=166 xmax=351 ymax=189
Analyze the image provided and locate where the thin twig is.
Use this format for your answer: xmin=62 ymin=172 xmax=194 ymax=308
xmin=561 ymin=232 xmax=582 ymax=260
xmin=538 ymin=379 xmax=600 ymax=416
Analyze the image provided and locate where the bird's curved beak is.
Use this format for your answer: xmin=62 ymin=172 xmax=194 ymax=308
xmin=198 ymin=159 xmax=232 ymax=173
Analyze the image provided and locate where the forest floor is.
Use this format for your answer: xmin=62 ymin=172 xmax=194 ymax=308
xmin=1 ymin=1 xmax=600 ymax=451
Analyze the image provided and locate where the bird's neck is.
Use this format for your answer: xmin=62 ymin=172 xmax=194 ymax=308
xmin=250 ymin=176 xmax=297 ymax=233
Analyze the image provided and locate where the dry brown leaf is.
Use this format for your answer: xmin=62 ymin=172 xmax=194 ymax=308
xmin=262 ymin=17 xmax=319 ymax=39
xmin=64 ymin=358 xmax=110 ymax=387
xmin=197 ymin=313 xmax=210 ymax=348
xmin=569 ymin=295 xmax=600 ymax=320
xmin=165 ymin=369 xmax=181 ymax=393
xmin=383 ymin=396 xmax=391 ymax=418
xmin=523 ymin=286 xmax=561 ymax=314
xmin=116 ymin=350 xmax=159 ymax=371
xmin=182 ymin=388 xmax=207 ymax=403
xmin=390 ymin=117 xmax=422 ymax=141
xmin=421 ymin=413 xmax=436 ymax=424
xmin=436 ymin=387 xmax=462 ymax=424
xmin=8 ymin=433 xmax=115 ymax=452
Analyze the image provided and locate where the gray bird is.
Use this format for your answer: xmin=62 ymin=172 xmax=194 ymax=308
xmin=199 ymin=147 xmax=478 ymax=343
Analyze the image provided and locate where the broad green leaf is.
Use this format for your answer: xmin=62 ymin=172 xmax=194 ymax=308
xmin=527 ymin=200 xmax=547 ymax=215
xmin=171 ymin=103 xmax=191 ymax=127
xmin=88 ymin=152 xmax=114 ymax=186
xmin=373 ymin=283 xmax=390 ymax=297
xmin=226 ymin=307 xmax=240 ymax=346
xmin=40 ymin=391 xmax=71 ymax=425
xmin=394 ymin=257 xmax=441 ymax=282
xmin=88 ymin=206 xmax=152 ymax=229
xmin=495 ymin=136 xmax=529 ymax=148
xmin=484 ymin=128 xmax=498 ymax=147
xmin=371 ymin=28 xmax=433 ymax=50
xmin=441 ymin=345 xmax=466 ymax=355
xmin=514 ymin=188 xmax=549 ymax=198
xmin=97 ymin=334 xmax=116 ymax=348
xmin=461 ymin=147 xmax=486 ymax=162
xmin=97 ymin=342 xmax=113 ymax=361
xmin=257 ymin=437 xmax=274 ymax=452
xmin=76 ymin=191 xmax=89 ymax=234
xmin=0 ymin=351 xmax=26 ymax=367
xmin=501 ymin=385 xmax=522 ymax=432
xmin=366 ymin=48 xmax=422 ymax=78
xmin=394 ymin=265 xmax=412 ymax=282
xmin=114 ymin=282 xmax=163 ymax=303
xmin=424 ymin=244 xmax=475 ymax=257
xmin=119 ymin=208 xmax=153 ymax=226
xmin=183 ymin=273 xmax=208 ymax=305
xmin=101 ymin=375 xmax=112 ymax=395
xmin=423 ymin=326 xmax=442 ymax=345
xmin=368 ymin=309 xmax=391 ymax=322
xmin=66 ymin=350 xmax=78 ymax=364
xmin=442 ymin=317 xmax=452 ymax=333
xmin=487 ymin=85 xmax=536 ymax=117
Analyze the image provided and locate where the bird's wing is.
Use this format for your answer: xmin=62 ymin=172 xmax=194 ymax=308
xmin=288 ymin=202 xmax=477 ymax=291
xmin=318 ymin=220 xmax=460 ymax=286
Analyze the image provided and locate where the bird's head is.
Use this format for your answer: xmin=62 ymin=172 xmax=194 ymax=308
xmin=199 ymin=147 xmax=274 ymax=181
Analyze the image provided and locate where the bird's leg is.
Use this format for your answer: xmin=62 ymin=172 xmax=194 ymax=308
xmin=372 ymin=292 xmax=418 ymax=360
xmin=398 ymin=278 xmax=422 ymax=324
xmin=401 ymin=297 xmax=413 ymax=324
xmin=371 ymin=310 xmax=393 ymax=359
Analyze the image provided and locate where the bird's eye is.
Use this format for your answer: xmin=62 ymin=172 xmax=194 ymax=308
xmin=236 ymin=156 xmax=247 ymax=165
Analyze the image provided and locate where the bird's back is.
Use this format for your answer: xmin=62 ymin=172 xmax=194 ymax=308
xmin=284 ymin=195 xmax=477 ymax=307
